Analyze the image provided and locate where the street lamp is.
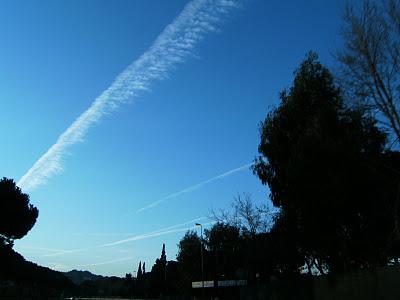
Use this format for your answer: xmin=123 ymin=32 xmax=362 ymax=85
xmin=195 ymin=223 xmax=204 ymax=296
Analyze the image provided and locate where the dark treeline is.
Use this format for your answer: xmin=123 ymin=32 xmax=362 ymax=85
xmin=126 ymin=50 xmax=400 ymax=297
xmin=0 ymin=178 xmax=75 ymax=298
xmin=2 ymin=1 xmax=400 ymax=298
xmin=2 ymin=52 xmax=400 ymax=298
xmin=0 ymin=243 xmax=75 ymax=298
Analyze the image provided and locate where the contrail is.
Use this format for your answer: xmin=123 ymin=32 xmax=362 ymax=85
xmin=102 ymin=226 xmax=197 ymax=247
xmin=42 ymin=217 xmax=210 ymax=257
xmin=17 ymin=245 xmax=70 ymax=253
xmin=79 ymin=256 xmax=135 ymax=267
xmin=17 ymin=0 xmax=239 ymax=192
xmin=136 ymin=163 xmax=252 ymax=212
xmin=102 ymin=220 xmax=214 ymax=247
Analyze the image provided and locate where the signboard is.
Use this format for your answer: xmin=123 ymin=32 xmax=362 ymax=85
xmin=192 ymin=280 xmax=247 ymax=288
xmin=217 ymin=280 xmax=247 ymax=287
xmin=192 ymin=281 xmax=214 ymax=288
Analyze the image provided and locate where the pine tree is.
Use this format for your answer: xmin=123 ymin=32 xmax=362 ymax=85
xmin=161 ymin=243 xmax=166 ymax=263
xmin=150 ymin=243 xmax=168 ymax=296
xmin=137 ymin=261 xmax=142 ymax=279
xmin=143 ymin=262 xmax=146 ymax=274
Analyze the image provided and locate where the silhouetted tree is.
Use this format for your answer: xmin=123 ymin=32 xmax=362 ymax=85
xmin=205 ymin=222 xmax=243 ymax=279
xmin=212 ymin=193 xmax=273 ymax=236
xmin=151 ymin=243 xmax=168 ymax=296
xmin=0 ymin=178 xmax=38 ymax=247
xmin=161 ymin=243 xmax=166 ymax=263
xmin=165 ymin=260 xmax=181 ymax=295
xmin=137 ymin=261 xmax=142 ymax=279
xmin=253 ymin=52 xmax=400 ymax=274
xmin=338 ymin=0 xmax=400 ymax=143
xmin=176 ymin=231 xmax=202 ymax=291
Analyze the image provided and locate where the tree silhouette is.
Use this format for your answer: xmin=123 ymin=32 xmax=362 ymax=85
xmin=253 ymin=53 xmax=400 ymax=273
xmin=0 ymin=177 xmax=38 ymax=246
xmin=151 ymin=243 xmax=168 ymax=296
xmin=137 ymin=261 xmax=142 ymax=279
xmin=176 ymin=231 xmax=202 ymax=290
xmin=338 ymin=0 xmax=400 ymax=142
xmin=161 ymin=243 xmax=166 ymax=263
xmin=212 ymin=193 xmax=272 ymax=236
xmin=205 ymin=222 xmax=242 ymax=279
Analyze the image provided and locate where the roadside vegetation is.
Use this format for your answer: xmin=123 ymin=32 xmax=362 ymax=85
xmin=2 ymin=0 xmax=400 ymax=298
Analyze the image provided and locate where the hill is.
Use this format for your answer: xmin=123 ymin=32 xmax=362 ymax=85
xmin=64 ymin=269 xmax=105 ymax=284
xmin=0 ymin=243 xmax=75 ymax=298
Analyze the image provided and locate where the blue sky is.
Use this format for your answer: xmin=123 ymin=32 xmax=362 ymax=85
xmin=0 ymin=0 xmax=353 ymax=276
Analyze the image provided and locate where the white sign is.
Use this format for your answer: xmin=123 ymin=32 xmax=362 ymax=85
xmin=192 ymin=281 xmax=215 ymax=288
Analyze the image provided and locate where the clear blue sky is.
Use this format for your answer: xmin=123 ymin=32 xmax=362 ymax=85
xmin=0 ymin=0 xmax=353 ymax=276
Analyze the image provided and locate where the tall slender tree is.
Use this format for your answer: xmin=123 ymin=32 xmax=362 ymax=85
xmin=137 ymin=261 xmax=142 ymax=279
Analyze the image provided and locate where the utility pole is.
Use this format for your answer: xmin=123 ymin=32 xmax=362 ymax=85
xmin=196 ymin=222 xmax=204 ymax=298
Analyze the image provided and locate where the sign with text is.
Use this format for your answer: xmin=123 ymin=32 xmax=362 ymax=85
xmin=192 ymin=281 xmax=215 ymax=288
xmin=217 ymin=280 xmax=247 ymax=287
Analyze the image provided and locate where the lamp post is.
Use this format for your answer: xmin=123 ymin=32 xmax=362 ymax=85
xmin=195 ymin=222 xmax=204 ymax=297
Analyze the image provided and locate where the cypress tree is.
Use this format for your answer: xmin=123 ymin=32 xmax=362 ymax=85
xmin=137 ymin=261 xmax=142 ymax=279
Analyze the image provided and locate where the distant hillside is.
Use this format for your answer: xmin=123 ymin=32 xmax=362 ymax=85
xmin=0 ymin=243 xmax=75 ymax=297
xmin=65 ymin=271 xmax=130 ymax=297
xmin=64 ymin=269 xmax=105 ymax=284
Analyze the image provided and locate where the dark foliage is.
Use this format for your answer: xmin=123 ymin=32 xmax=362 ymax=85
xmin=64 ymin=269 xmax=104 ymax=285
xmin=0 ymin=178 xmax=75 ymax=298
xmin=0 ymin=177 xmax=38 ymax=246
xmin=176 ymin=230 xmax=203 ymax=289
xmin=253 ymin=52 xmax=400 ymax=274
xmin=205 ymin=222 xmax=243 ymax=280
xmin=0 ymin=243 xmax=75 ymax=298
xmin=150 ymin=243 xmax=167 ymax=296
xmin=337 ymin=0 xmax=400 ymax=142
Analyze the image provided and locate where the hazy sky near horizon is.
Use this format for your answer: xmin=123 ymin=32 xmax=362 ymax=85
xmin=1 ymin=0 xmax=353 ymax=276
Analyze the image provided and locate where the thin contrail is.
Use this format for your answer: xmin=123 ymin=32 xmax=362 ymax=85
xmin=102 ymin=227 xmax=197 ymax=247
xmin=17 ymin=245 xmax=69 ymax=253
xmin=43 ymin=217 xmax=210 ymax=257
xmin=79 ymin=256 xmax=135 ymax=267
xmin=17 ymin=0 xmax=239 ymax=192
xmin=102 ymin=220 xmax=214 ymax=247
xmin=136 ymin=163 xmax=252 ymax=212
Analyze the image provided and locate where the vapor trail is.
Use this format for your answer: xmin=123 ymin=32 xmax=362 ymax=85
xmin=18 ymin=0 xmax=239 ymax=192
xmin=71 ymin=217 xmax=207 ymax=236
xmin=43 ymin=217 xmax=210 ymax=257
xmin=103 ymin=221 xmax=215 ymax=248
xmin=102 ymin=227 xmax=196 ymax=247
xmin=79 ymin=256 xmax=135 ymax=267
xmin=136 ymin=163 xmax=252 ymax=212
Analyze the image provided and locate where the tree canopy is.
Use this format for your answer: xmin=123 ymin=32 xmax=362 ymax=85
xmin=0 ymin=177 xmax=38 ymax=246
xmin=253 ymin=53 xmax=400 ymax=273
xmin=338 ymin=0 xmax=400 ymax=143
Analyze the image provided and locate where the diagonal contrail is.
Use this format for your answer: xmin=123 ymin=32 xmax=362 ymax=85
xmin=101 ymin=221 xmax=215 ymax=247
xmin=42 ymin=216 xmax=210 ymax=257
xmin=79 ymin=256 xmax=135 ymax=268
xmin=17 ymin=0 xmax=239 ymax=192
xmin=136 ymin=163 xmax=252 ymax=212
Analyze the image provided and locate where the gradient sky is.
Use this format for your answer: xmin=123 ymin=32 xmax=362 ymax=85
xmin=0 ymin=0 xmax=354 ymax=276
